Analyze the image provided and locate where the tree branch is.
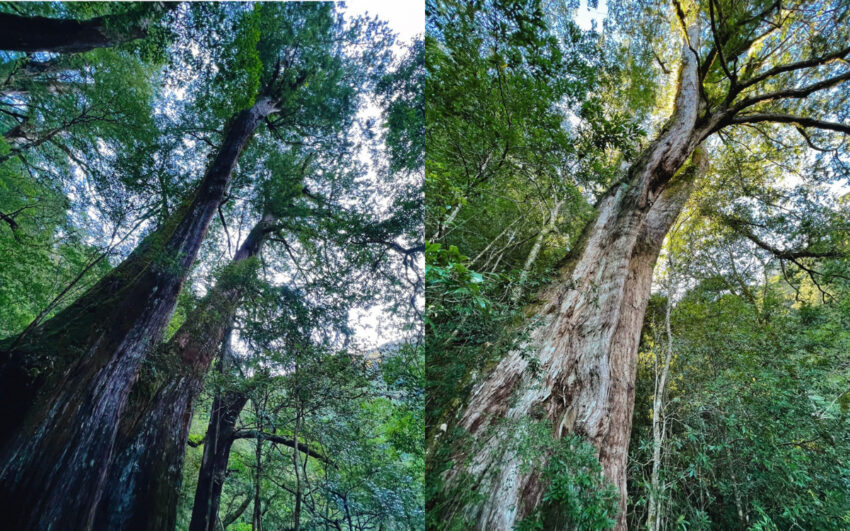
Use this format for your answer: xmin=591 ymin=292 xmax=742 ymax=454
xmin=728 ymin=113 xmax=850 ymax=134
xmin=721 ymin=214 xmax=843 ymax=261
xmin=708 ymin=0 xmax=736 ymax=90
xmin=737 ymin=45 xmax=850 ymax=92
xmin=733 ymin=71 xmax=850 ymax=111
xmin=232 ymin=430 xmax=328 ymax=462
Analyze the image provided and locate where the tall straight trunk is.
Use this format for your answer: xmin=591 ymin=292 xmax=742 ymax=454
xmin=0 ymin=8 xmax=168 ymax=53
xmin=647 ymin=286 xmax=674 ymax=531
xmin=252 ymin=396 xmax=265 ymax=531
xmin=189 ymin=386 xmax=251 ymax=531
xmin=292 ymin=410 xmax=303 ymax=531
xmin=0 ymin=96 xmax=275 ymax=530
xmin=94 ymin=212 xmax=277 ymax=530
xmin=443 ymin=27 xmax=713 ymax=530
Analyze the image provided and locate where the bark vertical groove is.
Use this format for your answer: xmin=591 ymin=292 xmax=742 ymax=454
xmin=0 ymin=97 xmax=274 ymax=530
xmin=94 ymin=212 xmax=276 ymax=530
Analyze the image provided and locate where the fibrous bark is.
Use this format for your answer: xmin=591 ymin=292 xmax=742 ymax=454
xmin=94 ymin=211 xmax=277 ymax=530
xmin=438 ymin=2 xmax=850 ymax=526
xmin=443 ymin=26 xmax=710 ymax=530
xmin=0 ymin=96 xmax=275 ymax=530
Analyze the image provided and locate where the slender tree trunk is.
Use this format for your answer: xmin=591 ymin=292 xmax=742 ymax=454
xmin=293 ymin=409 xmax=303 ymax=531
xmin=252 ymin=396 xmax=265 ymax=531
xmin=94 ymin=212 xmax=277 ymax=530
xmin=435 ymin=203 xmax=462 ymax=241
xmin=725 ymin=440 xmax=747 ymax=527
xmin=442 ymin=27 xmax=712 ymax=530
xmin=189 ymin=330 xmax=250 ymax=531
xmin=190 ymin=388 xmax=250 ymax=531
xmin=647 ymin=283 xmax=674 ymax=531
xmin=511 ymin=199 xmax=564 ymax=303
xmin=0 ymin=7 xmax=170 ymax=53
xmin=0 ymin=96 xmax=275 ymax=530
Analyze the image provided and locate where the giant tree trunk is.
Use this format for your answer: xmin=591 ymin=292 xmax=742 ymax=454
xmin=0 ymin=96 xmax=275 ymax=530
xmin=94 ymin=212 xmax=276 ymax=530
xmin=443 ymin=28 xmax=711 ymax=530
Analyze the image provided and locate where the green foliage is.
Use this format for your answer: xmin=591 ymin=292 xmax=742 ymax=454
xmin=540 ymin=436 xmax=620 ymax=529
xmin=222 ymin=8 xmax=262 ymax=113
xmin=425 ymin=239 xmax=526 ymax=436
xmin=381 ymin=343 xmax=426 ymax=457
xmin=512 ymin=422 xmax=619 ymax=530
xmin=0 ymin=162 xmax=112 ymax=337
xmin=377 ymin=40 xmax=425 ymax=174
xmin=629 ymin=242 xmax=850 ymax=529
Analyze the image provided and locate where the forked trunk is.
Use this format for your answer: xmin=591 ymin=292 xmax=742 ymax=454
xmin=94 ymin=213 xmax=276 ymax=529
xmin=443 ymin=28 xmax=708 ymax=530
xmin=0 ymin=97 xmax=275 ymax=530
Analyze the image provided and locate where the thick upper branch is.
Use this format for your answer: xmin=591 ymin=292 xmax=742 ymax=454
xmin=728 ymin=113 xmax=850 ymax=134
xmin=733 ymin=71 xmax=850 ymax=112
xmin=232 ymin=429 xmax=327 ymax=461
xmin=721 ymin=214 xmax=843 ymax=260
xmin=736 ymin=45 xmax=850 ymax=92
xmin=0 ymin=12 xmax=144 ymax=53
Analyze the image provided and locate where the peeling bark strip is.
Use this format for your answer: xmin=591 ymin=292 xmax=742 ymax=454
xmin=0 ymin=97 xmax=275 ymax=530
xmin=444 ymin=27 xmax=708 ymax=530
xmin=94 ymin=212 xmax=277 ymax=530
xmin=0 ymin=10 xmax=155 ymax=53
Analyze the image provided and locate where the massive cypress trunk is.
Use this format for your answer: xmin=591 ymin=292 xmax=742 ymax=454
xmin=0 ymin=7 xmax=167 ymax=53
xmin=0 ymin=96 xmax=275 ymax=530
xmin=94 ymin=212 xmax=276 ymax=530
xmin=444 ymin=28 xmax=714 ymax=529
